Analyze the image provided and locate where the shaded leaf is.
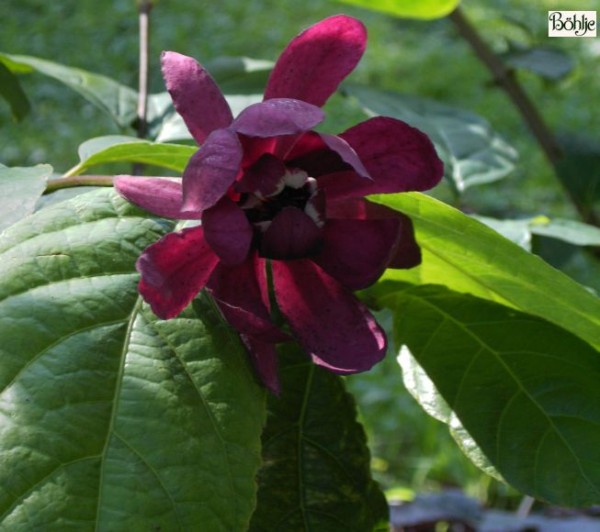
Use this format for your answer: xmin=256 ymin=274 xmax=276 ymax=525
xmin=474 ymin=214 xmax=600 ymax=251
xmin=0 ymin=53 xmax=138 ymax=128
xmin=336 ymin=0 xmax=460 ymax=20
xmin=0 ymin=61 xmax=30 ymax=121
xmin=250 ymin=343 xmax=388 ymax=531
xmin=503 ymin=46 xmax=574 ymax=80
xmin=368 ymin=192 xmax=600 ymax=351
xmin=391 ymin=284 xmax=600 ymax=506
xmin=68 ymin=135 xmax=196 ymax=175
xmin=0 ymin=164 xmax=52 ymax=232
xmin=345 ymin=85 xmax=517 ymax=192
xmin=0 ymin=189 xmax=266 ymax=529
xmin=556 ymin=134 xmax=600 ymax=224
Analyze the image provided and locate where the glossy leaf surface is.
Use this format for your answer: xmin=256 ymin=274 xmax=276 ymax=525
xmin=0 ymin=164 xmax=52 ymax=232
xmin=390 ymin=285 xmax=600 ymax=506
xmin=336 ymin=0 xmax=460 ymax=19
xmin=368 ymin=192 xmax=600 ymax=351
xmin=0 ymin=189 xmax=266 ymax=530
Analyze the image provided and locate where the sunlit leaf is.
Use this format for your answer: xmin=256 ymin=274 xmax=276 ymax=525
xmin=0 ymin=164 xmax=52 ymax=232
xmin=391 ymin=285 xmax=600 ymax=506
xmin=0 ymin=53 xmax=138 ymax=128
xmin=0 ymin=189 xmax=266 ymax=529
xmin=67 ymin=135 xmax=196 ymax=175
xmin=250 ymin=343 xmax=389 ymax=531
xmin=336 ymin=0 xmax=460 ymax=20
xmin=345 ymin=85 xmax=517 ymax=192
xmin=367 ymin=192 xmax=600 ymax=351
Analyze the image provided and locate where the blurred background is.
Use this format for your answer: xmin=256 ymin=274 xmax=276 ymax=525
xmin=2 ymin=0 xmax=599 ymax=509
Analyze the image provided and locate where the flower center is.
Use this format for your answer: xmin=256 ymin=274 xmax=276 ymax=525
xmin=239 ymin=169 xmax=323 ymax=230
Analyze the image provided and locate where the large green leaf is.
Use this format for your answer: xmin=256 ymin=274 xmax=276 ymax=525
xmin=502 ymin=46 xmax=574 ymax=81
xmin=368 ymin=193 xmax=600 ymax=351
xmin=0 ymin=61 xmax=30 ymax=121
xmin=345 ymin=85 xmax=517 ymax=192
xmin=336 ymin=0 xmax=460 ymax=19
xmin=65 ymin=135 xmax=196 ymax=175
xmin=390 ymin=284 xmax=600 ymax=506
xmin=205 ymin=56 xmax=273 ymax=94
xmin=0 ymin=189 xmax=266 ymax=529
xmin=0 ymin=164 xmax=52 ymax=232
xmin=250 ymin=344 xmax=388 ymax=531
xmin=0 ymin=53 xmax=138 ymax=128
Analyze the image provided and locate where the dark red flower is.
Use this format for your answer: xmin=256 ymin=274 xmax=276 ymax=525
xmin=115 ymin=15 xmax=443 ymax=393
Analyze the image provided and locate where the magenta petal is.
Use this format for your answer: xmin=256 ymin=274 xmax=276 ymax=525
xmin=202 ymin=197 xmax=253 ymax=266
xmin=114 ymin=176 xmax=201 ymax=220
xmin=272 ymin=260 xmax=387 ymax=373
xmin=313 ymin=218 xmax=401 ymax=290
xmin=319 ymin=133 xmax=371 ymax=179
xmin=208 ymin=257 xmax=288 ymax=342
xmin=388 ymin=215 xmax=422 ymax=269
xmin=241 ymin=334 xmax=281 ymax=395
xmin=231 ymin=99 xmax=324 ymax=138
xmin=321 ymin=117 xmax=444 ymax=199
xmin=137 ymin=226 xmax=220 ymax=319
xmin=264 ymin=15 xmax=367 ymax=107
xmin=161 ymin=51 xmax=233 ymax=144
xmin=237 ymin=154 xmax=286 ymax=197
xmin=261 ymin=207 xmax=322 ymax=260
xmin=181 ymin=128 xmax=243 ymax=213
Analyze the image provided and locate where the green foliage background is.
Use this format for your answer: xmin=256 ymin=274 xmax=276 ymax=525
xmin=2 ymin=0 xmax=600 ymax=506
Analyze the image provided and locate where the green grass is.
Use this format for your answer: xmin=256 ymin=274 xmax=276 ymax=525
xmin=2 ymin=0 xmax=599 ymax=505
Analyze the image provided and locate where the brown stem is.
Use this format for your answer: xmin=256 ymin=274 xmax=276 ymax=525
xmin=448 ymin=7 xmax=563 ymax=166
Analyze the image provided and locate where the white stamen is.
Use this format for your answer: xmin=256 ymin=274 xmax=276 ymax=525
xmin=283 ymin=169 xmax=308 ymax=189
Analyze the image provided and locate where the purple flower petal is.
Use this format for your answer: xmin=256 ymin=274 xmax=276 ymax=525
xmin=319 ymin=133 xmax=371 ymax=179
xmin=331 ymin=116 xmax=443 ymax=198
xmin=240 ymin=334 xmax=281 ymax=395
xmin=208 ymin=256 xmax=288 ymax=342
xmin=202 ymin=197 xmax=253 ymax=266
xmin=312 ymin=218 xmax=402 ymax=290
xmin=114 ymin=176 xmax=200 ymax=220
xmin=231 ymin=99 xmax=324 ymax=138
xmin=181 ymin=128 xmax=243 ymax=214
xmin=260 ymin=207 xmax=322 ymax=260
xmin=137 ymin=226 xmax=220 ymax=319
xmin=236 ymin=154 xmax=286 ymax=197
xmin=161 ymin=51 xmax=233 ymax=144
xmin=327 ymin=197 xmax=422 ymax=270
xmin=264 ymin=15 xmax=367 ymax=107
xmin=272 ymin=259 xmax=387 ymax=373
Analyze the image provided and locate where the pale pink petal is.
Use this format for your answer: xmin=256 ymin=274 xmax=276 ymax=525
xmin=181 ymin=128 xmax=243 ymax=214
xmin=272 ymin=260 xmax=387 ymax=373
xmin=114 ymin=176 xmax=201 ymax=219
xmin=264 ymin=15 xmax=367 ymax=107
xmin=312 ymin=218 xmax=402 ymax=290
xmin=231 ymin=98 xmax=324 ymax=138
xmin=202 ymin=197 xmax=253 ymax=266
xmin=137 ymin=226 xmax=220 ymax=319
xmin=161 ymin=51 xmax=233 ymax=144
xmin=260 ymin=207 xmax=322 ymax=259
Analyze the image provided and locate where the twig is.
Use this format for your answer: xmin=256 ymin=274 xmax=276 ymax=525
xmin=133 ymin=0 xmax=154 ymax=175
xmin=448 ymin=7 xmax=563 ymax=166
